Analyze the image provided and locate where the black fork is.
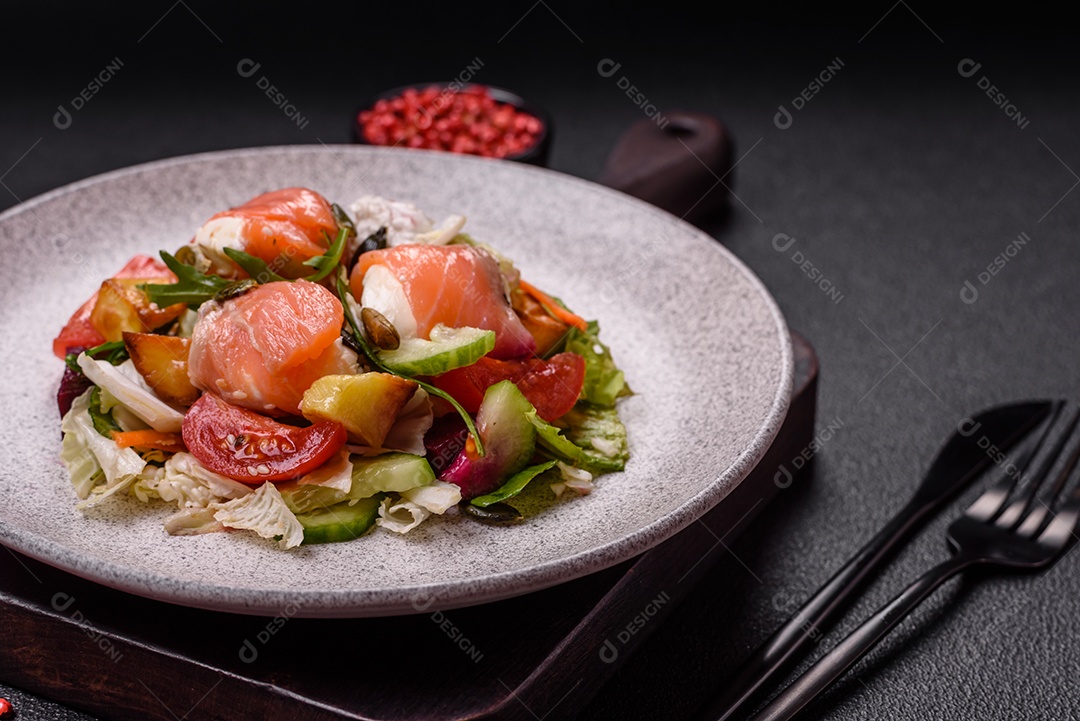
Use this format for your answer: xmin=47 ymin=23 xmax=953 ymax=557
xmin=750 ymin=401 xmax=1080 ymax=721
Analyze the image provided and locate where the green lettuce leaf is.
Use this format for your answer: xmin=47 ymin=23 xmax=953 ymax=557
xmin=560 ymin=404 xmax=630 ymax=469
xmin=564 ymin=321 xmax=631 ymax=408
xmin=60 ymin=388 xmax=147 ymax=500
xmin=526 ymin=409 xmax=625 ymax=473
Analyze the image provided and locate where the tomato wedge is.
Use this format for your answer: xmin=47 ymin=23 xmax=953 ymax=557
xmin=182 ymin=393 xmax=346 ymax=482
xmin=53 ymin=255 xmax=175 ymax=358
xmin=429 ymin=352 xmax=586 ymax=422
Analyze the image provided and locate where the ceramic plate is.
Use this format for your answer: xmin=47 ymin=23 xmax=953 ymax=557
xmin=0 ymin=146 xmax=791 ymax=617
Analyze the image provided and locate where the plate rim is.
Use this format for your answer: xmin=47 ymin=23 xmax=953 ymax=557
xmin=0 ymin=144 xmax=793 ymax=617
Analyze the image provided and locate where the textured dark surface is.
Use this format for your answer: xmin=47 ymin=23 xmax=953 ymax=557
xmin=3 ymin=4 xmax=1079 ymax=720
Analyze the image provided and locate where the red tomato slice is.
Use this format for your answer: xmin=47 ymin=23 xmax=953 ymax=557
xmin=430 ymin=352 xmax=586 ymax=422
xmin=182 ymin=393 xmax=346 ymax=483
xmin=53 ymin=255 xmax=175 ymax=358
xmin=53 ymin=306 xmax=105 ymax=359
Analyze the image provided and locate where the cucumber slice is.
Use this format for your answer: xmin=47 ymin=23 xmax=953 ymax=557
xmin=280 ymin=483 xmax=346 ymax=515
xmin=442 ymin=380 xmax=538 ymax=500
xmin=377 ymin=325 xmax=495 ymax=376
xmin=349 ymin=452 xmax=436 ymax=500
xmin=297 ymin=495 xmax=382 ymax=544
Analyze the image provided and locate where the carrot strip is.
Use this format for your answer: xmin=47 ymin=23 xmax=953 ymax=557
xmin=518 ymin=280 xmax=588 ymax=332
xmin=113 ymin=429 xmax=186 ymax=452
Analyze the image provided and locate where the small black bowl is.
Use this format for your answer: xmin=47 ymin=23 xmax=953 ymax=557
xmin=352 ymin=83 xmax=552 ymax=167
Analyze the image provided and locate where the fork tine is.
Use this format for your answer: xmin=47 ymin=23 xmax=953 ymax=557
xmin=996 ymin=406 xmax=1080 ymax=529
xmin=1034 ymin=472 xmax=1080 ymax=550
xmin=1020 ymin=435 xmax=1080 ymax=539
xmin=966 ymin=401 xmax=1065 ymax=522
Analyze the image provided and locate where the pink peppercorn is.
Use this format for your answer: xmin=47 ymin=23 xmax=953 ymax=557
xmin=358 ymin=85 xmax=543 ymax=159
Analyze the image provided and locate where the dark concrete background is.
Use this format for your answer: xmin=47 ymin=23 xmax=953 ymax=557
xmin=3 ymin=3 xmax=1079 ymax=719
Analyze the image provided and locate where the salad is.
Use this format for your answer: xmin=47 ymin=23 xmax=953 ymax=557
xmin=53 ymin=188 xmax=631 ymax=549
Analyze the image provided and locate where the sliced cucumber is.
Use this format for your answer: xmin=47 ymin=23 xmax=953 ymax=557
xmin=349 ymin=452 xmax=435 ymax=500
xmin=377 ymin=325 xmax=495 ymax=376
xmin=280 ymin=483 xmax=347 ymax=515
xmin=441 ymin=380 xmax=538 ymax=500
xmin=297 ymin=495 xmax=382 ymax=544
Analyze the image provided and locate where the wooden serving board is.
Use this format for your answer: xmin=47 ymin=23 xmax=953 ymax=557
xmin=0 ymin=114 xmax=817 ymax=720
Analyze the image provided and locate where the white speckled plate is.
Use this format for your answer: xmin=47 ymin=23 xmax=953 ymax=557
xmin=0 ymin=146 xmax=791 ymax=617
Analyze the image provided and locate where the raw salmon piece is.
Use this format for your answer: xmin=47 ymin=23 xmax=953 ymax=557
xmin=201 ymin=187 xmax=338 ymax=279
xmin=350 ymin=244 xmax=536 ymax=359
xmin=188 ymin=280 xmax=357 ymax=415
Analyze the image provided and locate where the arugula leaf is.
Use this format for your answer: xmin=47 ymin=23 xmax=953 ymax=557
xmin=140 ymin=251 xmax=231 ymax=308
xmin=470 ymin=461 xmax=557 ymax=508
xmin=302 ymin=226 xmax=348 ymax=282
xmin=223 ymin=248 xmax=287 ymax=283
xmin=331 ymin=203 xmax=357 ymax=239
xmin=65 ymin=340 xmax=128 ymax=373
xmin=564 ymin=321 xmax=631 ymax=408
xmin=221 ymin=224 xmax=346 ymax=284
xmin=335 ymin=268 xmax=485 ymax=456
xmin=154 ymin=207 xmax=349 ymax=296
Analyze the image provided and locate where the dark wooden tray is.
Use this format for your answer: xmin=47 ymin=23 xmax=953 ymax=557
xmin=0 ymin=114 xmax=817 ymax=720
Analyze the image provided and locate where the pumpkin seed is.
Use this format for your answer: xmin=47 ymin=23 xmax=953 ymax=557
xmin=361 ymin=307 xmax=401 ymax=350
xmin=214 ymin=279 xmax=258 ymax=302
xmin=173 ymin=245 xmax=198 ymax=266
xmin=461 ymin=501 xmax=524 ymax=524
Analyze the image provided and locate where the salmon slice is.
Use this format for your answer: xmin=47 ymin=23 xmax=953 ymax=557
xmin=188 ymin=280 xmax=357 ymax=415
xmin=350 ymin=244 xmax=536 ymax=360
xmin=205 ymin=187 xmax=338 ymax=279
